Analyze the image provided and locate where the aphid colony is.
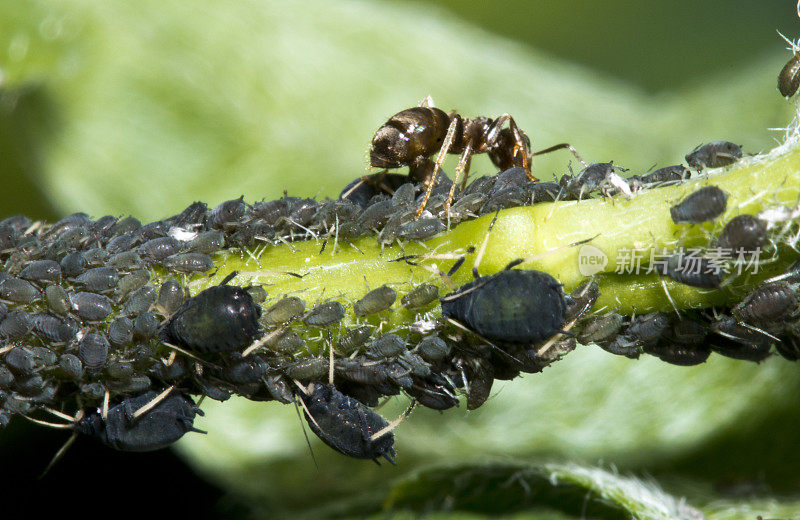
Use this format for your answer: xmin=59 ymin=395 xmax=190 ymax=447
xmin=1 ymin=94 xmax=798 ymax=468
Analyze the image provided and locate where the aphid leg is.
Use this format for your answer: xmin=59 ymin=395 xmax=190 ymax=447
xmin=328 ymin=331 xmax=335 ymax=385
xmin=537 ymin=318 xmax=577 ymax=356
xmin=369 ymin=399 xmax=416 ymax=443
xmin=132 ymin=385 xmax=175 ymax=421
xmin=533 ymin=142 xmax=588 ymax=168
xmin=415 ymin=115 xmax=460 ymax=218
xmin=40 ymin=409 xmax=84 ymax=478
xmin=472 ymin=211 xmax=501 ymax=278
xmin=660 ymin=277 xmax=681 ymax=317
xmin=102 ymin=388 xmax=111 ymax=421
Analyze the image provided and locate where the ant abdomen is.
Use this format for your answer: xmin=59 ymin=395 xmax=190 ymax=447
xmin=370 ymin=106 xmax=452 ymax=173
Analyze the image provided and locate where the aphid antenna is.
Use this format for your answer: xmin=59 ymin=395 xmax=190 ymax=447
xmin=418 ymin=95 xmax=435 ymax=108
xmin=132 ymin=385 xmax=175 ymax=421
xmin=506 ymin=234 xmax=599 ymax=271
xmin=369 ymin=399 xmax=416 ymax=443
xmin=777 ymin=30 xmax=800 ymax=53
xmin=292 ymin=399 xmax=319 ymax=470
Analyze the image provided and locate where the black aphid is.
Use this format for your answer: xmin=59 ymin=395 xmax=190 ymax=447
xmin=685 ymin=141 xmax=742 ymax=170
xmin=161 ymin=274 xmax=262 ymax=353
xmin=303 ymin=301 xmax=345 ymax=328
xmin=778 ymin=53 xmax=800 ymax=99
xmin=299 ymin=383 xmax=396 ymax=464
xmin=664 ymin=253 xmax=724 ymax=289
xmin=441 ymin=269 xmax=566 ymax=345
xmin=670 ymin=186 xmax=728 ymax=224
xmin=353 ymin=285 xmax=397 ymax=316
xmin=75 ymin=390 xmax=204 ymax=452
xmin=715 ymin=214 xmax=767 ymax=253
xmin=733 ymin=282 xmax=798 ymax=324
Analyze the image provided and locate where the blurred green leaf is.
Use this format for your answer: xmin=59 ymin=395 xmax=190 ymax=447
xmin=1 ymin=1 xmax=799 ymax=518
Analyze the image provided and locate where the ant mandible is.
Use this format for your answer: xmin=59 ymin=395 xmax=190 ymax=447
xmin=369 ymin=96 xmax=585 ymax=218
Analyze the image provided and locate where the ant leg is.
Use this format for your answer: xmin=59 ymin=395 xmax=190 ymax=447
xmin=533 ymin=143 xmax=588 ymax=168
xmin=415 ymin=115 xmax=460 ymax=218
xmin=132 ymin=385 xmax=175 ymax=420
xmin=445 ymin=142 xmax=474 ymax=218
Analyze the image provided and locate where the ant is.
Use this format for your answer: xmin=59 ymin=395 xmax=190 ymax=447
xmin=369 ymin=96 xmax=585 ymax=218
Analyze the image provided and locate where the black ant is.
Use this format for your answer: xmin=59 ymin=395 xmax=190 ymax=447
xmin=369 ymin=96 xmax=584 ymax=217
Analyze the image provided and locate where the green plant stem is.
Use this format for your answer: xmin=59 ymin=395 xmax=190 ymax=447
xmin=191 ymin=140 xmax=799 ymax=341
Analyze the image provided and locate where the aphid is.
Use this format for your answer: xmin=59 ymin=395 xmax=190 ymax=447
xmin=186 ymin=230 xmax=225 ymax=255
xmin=123 ymin=286 xmax=158 ymax=316
xmin=45 ymin=285 xmax=71 ymax=315
xmin=313 ymin=200 xmax=362 ymax=229
xmin=401 ymin=283 xmax=439 ymax=309
xmin=366 ymin=334 xmax=406 ymax=359
xmin=115 ymin=270 xmax=151 ymax=301
xmin=168 ymin=201 xmax=208 ymax=230
xmin=219 ymin=356 xmax=269 ymax=385
xmin=733 ymin=282 xmax=799 ymax=324
xmin=595 ymin=333 xmax=640 ymax=359
xmin=246 ymin=285 xmax=267 ymax=304
xmin=370 ymin=100 xmax=582 ymax=216
xmin=645 ymin=343 xmax=711 ymax=366
xmin=415 ymin=335 xmax=451 ymax=362
xmin=397 ymin=218 xmax=445 ymax=240
xmin=709 ymin=316 xmax=774 ymax=362
xmin=111 ymin=216 xmax=142 ymax=236
xmin=82 ymin=248 xmax=110 ymax=267
xmin=441 ymin=269 xmax=566 ymax=345
xmin=668 ymin=317 xmax=708 ymax=346
xmin=335 ymin=357 xmax=388 ymax=386
xmin=250 ymin=198 xmax=290 ymax=224
xmin=670 ymin=185 xmax=728 ymax=224
xmin=32 ymin=313 xmax=78 ymax=343
xmin=685 ymin=141 xmax=743 ymax=170
xmin=283 ymin=357 xmax=329 ymax=380
xmin=262 ymin=296 xmax=306 ymax=325
xmin=105 ymin=233 xmax=136 ymax=255
xmin=336 ymin=325 xmax=373 ymax=354
xmin=140 ymin=237 xmax=182 ymax=262
xmin=564 ymin=281 xmax=600 ymax=322
xmin=562 ymin=162 xmax=625 ymax=199
xmin=75 ymin=390 xmax=204 ymax=451
xmin=19 ymin=260 xmax=61 ymax=283
xmin=355 ymin=200 xmax=396 ymax=231
xmin=639 ymin=165 xmax=691 ymax=185
xmin=664 ymin=253 xmax=723 ymax=289
xmin=163 ymin=253 xmax=215 ymax=274
xmin=778 ymin=52 xmax=800 ymax=98
xmin=161 ymin=276 xmax=262 ymax=353
xmin=78 ymin=333 xmax=110 ymax=373
xmin=626 ymin=312 xmax=671 ymax=347
xmin=298 ymin=383 xmax=397 ymax=463
xmin=132 ymin=220 xmax=170 ymax=243
xmin=74 ymin=266 xmax=119 ymax=293
xmin=80 ymin=382 xmax=107 ymax=400
xmin=108 ymin=250 xmax=144 ymax=271
xmin=576 ymin=313 xmax=624 ymax=346
xmin=4 ymin=346 xmax=35 ymax=373
xmin=133 ymin=312 xmax=159 ymax=340
xmin=16 ymin=373 xmax=45 ymax=397
xmin=270 ymin=331 xmax=306 ymax=354
xmin=0 ymin=365 xmax=15 ymax=387
xmin=353 ymin=285 xmax=397 ymax=316
xmin=157 ymin=279 xmax=185 ymax=315
xmin=91 ymin=214 xmax=119 ymax=237
xmin=481 ymin=186 xmax=526 ymax=214
xmin=109 ymin=376 xmax=152 ymax=395
xmin=715 ymin=214 xmax=767 ymax=253
xmin=303 ymin=301 xmax=345 ymax=328
xmin=58 ymin=354 xmax=83 ymax=380
xmin=106 ymin=361 xmax=135 ymax=380
xmin=108 ymin=317 xmax=134 ymax=346
xmin=0 ymin=276 xmax=39 ymax=303
xmin=69 ymin=292 xmax=113 ymax=321
xmin=0 ymin=310 xmax=34 ymax=339
xmin=397 ymin=351 xmax=431 ymax=378
xmin=339 ymin=172 xmax=409 ymax=208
